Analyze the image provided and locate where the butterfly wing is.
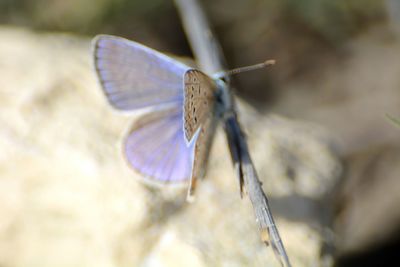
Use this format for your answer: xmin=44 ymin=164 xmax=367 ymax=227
xmin=123 ymin=107 xmax=193 ymax=184
xmin=93 ymin=35 xmax=190 ymax=111
xmin=187 ymin=115 xmax=218 ymax=198
xmin=183 ymin=70 xmax=220 ymax=198
xmin=183 ymin=69 xmax=218 ymax=143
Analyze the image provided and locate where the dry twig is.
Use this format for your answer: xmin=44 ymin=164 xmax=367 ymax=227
xmin=174 ymin=0 xmax=292 ymax=266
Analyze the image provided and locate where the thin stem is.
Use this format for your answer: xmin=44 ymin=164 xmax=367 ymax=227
xmin=174 ymin=1 xmax=292 ymax=266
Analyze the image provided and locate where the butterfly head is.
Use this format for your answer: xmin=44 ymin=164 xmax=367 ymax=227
xmin=214 ymin=77 xmax=234 ymax=118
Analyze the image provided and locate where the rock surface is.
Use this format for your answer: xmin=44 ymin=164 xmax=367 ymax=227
xmin=0 ymin=26 xmax=344 ymax=267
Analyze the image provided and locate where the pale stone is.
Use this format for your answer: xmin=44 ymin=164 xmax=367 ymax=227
xmin=0 ymin=27 xmax=340 ymax=267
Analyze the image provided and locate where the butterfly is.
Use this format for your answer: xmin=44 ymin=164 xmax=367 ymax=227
xmin=92 ymin=34 xmax=234 ymax=200
xmin=92 ymin=35 xmax=275 ymax=200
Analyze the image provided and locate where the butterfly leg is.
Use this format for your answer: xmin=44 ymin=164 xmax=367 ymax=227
xmin=224 ymin=117 xmax=246 ymax=198
xmin=186 ymin=173 xmax=198 ymax=202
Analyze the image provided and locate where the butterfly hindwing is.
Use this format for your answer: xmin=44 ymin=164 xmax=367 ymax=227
xmin=123 ymin=107 xmax=193 ymax=184
xmin=93 ymin=35 xmax=190 ymax=111
xmin=187 ymin=114 xmax=218 ymax=197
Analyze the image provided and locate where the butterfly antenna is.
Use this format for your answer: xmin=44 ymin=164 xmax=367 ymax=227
xmin=214 ymin=59 xmax=276 ymax=79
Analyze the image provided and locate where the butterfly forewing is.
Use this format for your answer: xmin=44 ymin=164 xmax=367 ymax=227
xmin=183 ymin=70 xmax=218 ymax=143
xmin=183 ymin=70 xmax=221 ymax=198
xmin=124 ymin=107 xmax=193 ymax=184
xmin=93 ymin=35 xmax=190 ymax=111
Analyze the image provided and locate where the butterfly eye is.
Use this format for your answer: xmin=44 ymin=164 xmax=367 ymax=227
xmin=220 ymin=77 xmax=228 ymax=83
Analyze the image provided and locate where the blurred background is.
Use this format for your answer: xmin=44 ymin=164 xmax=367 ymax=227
xmin=0 ymin=0 xmax=399 ymax=266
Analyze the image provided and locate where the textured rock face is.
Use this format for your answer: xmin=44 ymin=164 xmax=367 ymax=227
xmin=0 ymin=27 xmax=341 ymax=267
